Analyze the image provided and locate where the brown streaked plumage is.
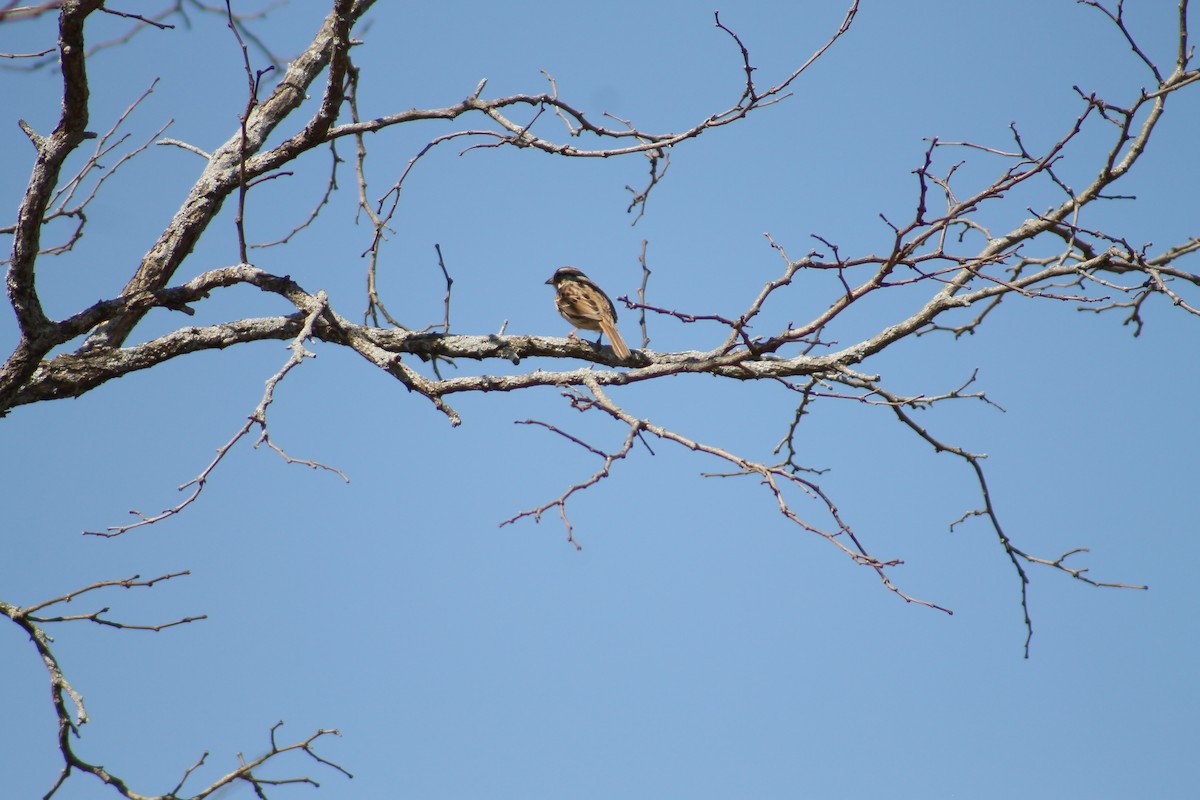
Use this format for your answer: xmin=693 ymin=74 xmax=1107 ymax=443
xmin=545 ymin=266 xmax=632 ymax=360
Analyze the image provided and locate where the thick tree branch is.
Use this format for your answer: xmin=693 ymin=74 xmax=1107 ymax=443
xmin=80 ymin=0 xmax=374 ymax=352
xmin=3 ymin=0 xmax=103 ymax=408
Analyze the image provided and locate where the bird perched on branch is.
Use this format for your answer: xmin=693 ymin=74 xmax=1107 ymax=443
xmin=545 ymin=266 xmax=632 ymax=361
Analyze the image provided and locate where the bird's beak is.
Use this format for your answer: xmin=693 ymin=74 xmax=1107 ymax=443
xmin=545 ymin=277 xmax=554 ymax=285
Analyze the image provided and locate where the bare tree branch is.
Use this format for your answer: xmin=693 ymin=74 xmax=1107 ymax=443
xmin=3 ymin=4 xmax=1197 ymax=792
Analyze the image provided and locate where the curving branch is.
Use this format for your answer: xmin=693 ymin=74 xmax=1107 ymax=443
xmin=3 ymin=574 xmax=349 ymax=799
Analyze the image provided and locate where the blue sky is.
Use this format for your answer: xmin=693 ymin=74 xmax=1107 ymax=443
xmin=2 ymin=2 xmax=1198 ymax=798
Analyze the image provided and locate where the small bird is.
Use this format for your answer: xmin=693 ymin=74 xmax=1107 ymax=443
xmin=545 ymin=266 xmax=632 ymax=360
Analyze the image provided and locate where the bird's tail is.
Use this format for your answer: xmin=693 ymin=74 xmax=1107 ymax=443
xmin=601 ymin=321 xmax=632 ymax=360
